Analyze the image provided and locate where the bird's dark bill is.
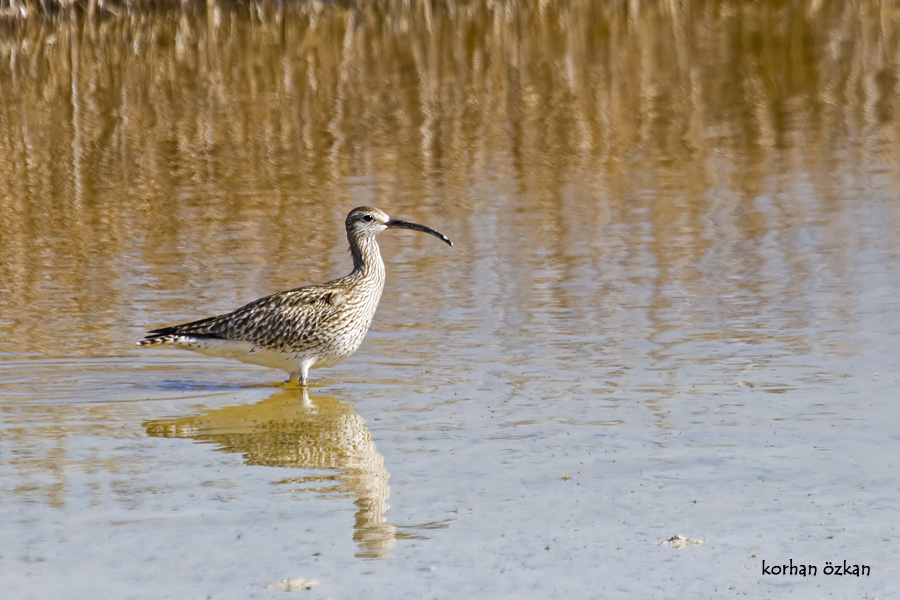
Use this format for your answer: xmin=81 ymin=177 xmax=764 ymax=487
xmin=386 ymin=219 xmax=453 ymax=246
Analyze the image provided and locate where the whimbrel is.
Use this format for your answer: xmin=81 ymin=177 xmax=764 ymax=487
xmin=138 ymin=207 xmax=452 ymax=385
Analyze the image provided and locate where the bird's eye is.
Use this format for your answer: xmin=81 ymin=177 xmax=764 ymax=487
xmin=362 ymin=215 xmax=374 ymax=222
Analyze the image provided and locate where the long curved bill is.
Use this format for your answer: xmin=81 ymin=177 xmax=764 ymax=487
xmin=387 ymin=219 xmax=453 ymax=246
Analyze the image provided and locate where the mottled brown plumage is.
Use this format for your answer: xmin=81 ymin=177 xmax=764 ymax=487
xmin=138 ymin=207 xmax=452 ymax=385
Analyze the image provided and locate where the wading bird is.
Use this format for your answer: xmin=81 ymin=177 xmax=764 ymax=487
xmin=138 ymin=207 xmax=452 ymax=385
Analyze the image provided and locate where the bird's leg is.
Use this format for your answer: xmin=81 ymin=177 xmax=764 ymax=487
xmin=299 ymin=362 xmax=310 ymax=387
xmin=285 ymin=362 xmax=311 ymax=387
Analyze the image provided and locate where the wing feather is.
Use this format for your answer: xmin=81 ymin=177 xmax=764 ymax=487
xmin=141 ymin=284 xmax=345 ymax=348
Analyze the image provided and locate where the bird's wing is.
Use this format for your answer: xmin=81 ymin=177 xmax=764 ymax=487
xmin=141 ymin=285 xmax=345 ymax=348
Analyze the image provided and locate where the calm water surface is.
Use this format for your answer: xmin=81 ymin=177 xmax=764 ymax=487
xmin=2 ymin=2 xmax=900 ymax=597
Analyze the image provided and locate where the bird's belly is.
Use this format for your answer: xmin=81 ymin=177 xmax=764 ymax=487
xmin=180 ymin=338 xmax=306 ymax=372
xmin=308 ymin=309 xmax=375 ymax=364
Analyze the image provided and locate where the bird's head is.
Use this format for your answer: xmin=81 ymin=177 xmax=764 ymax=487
xmin=346 ymin=206 xmax=453 ymax=246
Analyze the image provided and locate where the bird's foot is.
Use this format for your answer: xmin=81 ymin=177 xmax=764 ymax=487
xmin=282 ymin=375 xmax=308 ymax=388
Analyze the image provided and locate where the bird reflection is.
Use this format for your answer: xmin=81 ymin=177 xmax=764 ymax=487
xmin=143 ymin=387 xmax=395 ymax=559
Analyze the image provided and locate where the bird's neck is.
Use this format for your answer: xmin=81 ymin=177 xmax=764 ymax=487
xmin=349 ymin=234 xmax=385 ymax=281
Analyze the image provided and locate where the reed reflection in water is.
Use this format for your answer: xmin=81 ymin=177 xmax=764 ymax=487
xmin=2 ymin=0 xmax=900 ymax=364
xmin=145 ymin=388 xmax=397 ymax=559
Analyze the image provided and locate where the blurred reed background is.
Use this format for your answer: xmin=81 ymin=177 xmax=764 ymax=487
xmin=1 ymin=0 xmax=899 ymax=355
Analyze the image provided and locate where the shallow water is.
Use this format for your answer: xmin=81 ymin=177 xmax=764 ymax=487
xmin=2 ymin=1 xmax=900 ymax=597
